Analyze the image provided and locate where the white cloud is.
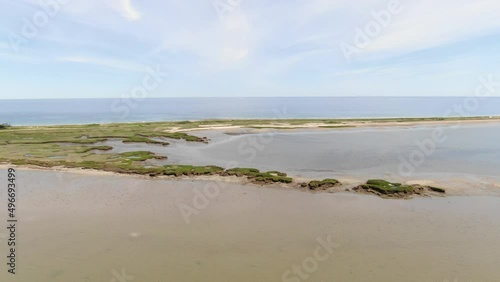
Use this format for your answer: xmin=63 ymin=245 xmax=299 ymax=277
xmin=3 ymin=0 xmax=500 ymax=99
xmin=150 ymin=9 xmax=254 ymax=70
xmin=296 ymin=0 xmax=347 ymax=24
xmin=220 ymin=47 xmax=249 ymax=62
xmin=364 ymin=0 xmax=500 ymax=55
xmin=117 ymin=0 xmax=142 ymax=21
xmin=47 ymin=0 xmax=142 ymax=22
xmin=0 ymin=51 xmax=41 ymax=64
xmin=56 ymin=56 xmax=146 ymax=72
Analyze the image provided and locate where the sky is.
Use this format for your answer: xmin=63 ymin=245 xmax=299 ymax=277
xmin=0 ymin=0 xmax=499 ymax=99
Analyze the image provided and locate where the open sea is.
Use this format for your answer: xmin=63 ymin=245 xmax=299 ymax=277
xmin=1 ymin=97 xmax=500 ymax=125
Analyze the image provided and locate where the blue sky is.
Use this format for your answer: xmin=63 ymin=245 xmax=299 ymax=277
xmin=0 ymin=0 xmax=499 ymax=99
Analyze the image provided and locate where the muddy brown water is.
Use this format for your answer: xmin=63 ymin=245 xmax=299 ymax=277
xmin=0 ymin=169 xmax=499 ymax=282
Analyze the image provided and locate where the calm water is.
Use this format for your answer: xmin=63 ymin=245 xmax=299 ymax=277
xmin=2 ymin=97 xmax=500 ymax=125
xmin=93 ymin=123 xmax=500 ymax=183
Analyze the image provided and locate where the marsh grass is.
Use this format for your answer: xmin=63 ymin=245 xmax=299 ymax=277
xmin=162 ymin=165 xmax=224 ymax=176
xmin=122 ymin=136 xmax=170 ymax=146
xmin=361 ymin=179 xmax=414 ymax=194
xmin=77 ymin=146 xmax=113 ymax=153
xmin=307 ymin=178 xmax=340 ymax=190
xmin=0 ymin=123 xmax=208 ymax=171
xmin=224 ymin=168 xmax=292 ymax=183
xmin=0 ymin=123 xmax=11 ymax=130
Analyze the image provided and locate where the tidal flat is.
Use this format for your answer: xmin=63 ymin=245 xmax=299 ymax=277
xmin=1 ymin=169 xmax=499 ymax=282
xmin=2 ymin=118 xmax=500 ymax=197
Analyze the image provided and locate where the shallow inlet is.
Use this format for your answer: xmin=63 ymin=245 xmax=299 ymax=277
xmin=3 ymin=169 xmax=500 ymax=282
xmin=95 ymin=123 xmax=500 ymax=185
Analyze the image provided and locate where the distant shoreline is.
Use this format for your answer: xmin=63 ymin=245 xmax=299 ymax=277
xmin=7 ymin=115 xmax=500 ymax=130
xmin=5 ymin=96 xmax=500 ymax=126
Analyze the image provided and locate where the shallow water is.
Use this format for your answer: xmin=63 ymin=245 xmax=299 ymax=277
xmin=98 ymin=123 xmax=500 ymax=182
xmin=1 ymin=169 xmax=500 ymax=282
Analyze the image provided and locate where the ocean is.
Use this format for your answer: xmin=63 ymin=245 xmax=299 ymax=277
xmin=1 ymin=97 xmax=500 ymax=125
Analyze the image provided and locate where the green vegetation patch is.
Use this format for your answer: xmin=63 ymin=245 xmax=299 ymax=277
xmin=10 ymin=159 xmax=62 ymax=167
xmin=77 ymin=145 xmax=113 ymax=153
xmin=118 ymin=151 xmax=164 ymax=162
xmin=223 ymin=167 xmax=292 ymax=184
xmin=122 ymin=136 xmax=170 ymax=146
xmin=0 ymin=123 xmax=208 ymax=170
xmin=162 ymin=165 xmax=224 ymax=176
xmin=361 ymin=179 xmax=414 ymax=194
xmin=353 ymin=179 xmax=446 ymax=198
xmin=0 ymin=123 xmax=12 ymax=130
xmin=224 ymin=167 xmax=261 ymax=177
xmin=68 ymin=160 xmax=106 ymax=170
xmin=137 ymin=132 xmax=207 ymax=142
xmin=307 ymin=178 xmax=340 ymax=190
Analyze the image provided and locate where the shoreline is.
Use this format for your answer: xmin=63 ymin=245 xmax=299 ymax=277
xmin=8 ymin=116 xmax=500 ymax=131
xmin=171 ymin=117 xmax=500 ymax=133
xmin=3 ymin=164 xmax=499 ymax=198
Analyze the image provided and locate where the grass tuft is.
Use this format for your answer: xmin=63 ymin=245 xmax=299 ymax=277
xmin=308 ymin=178 xmax=340 ymax=190
xmin=223 ymin=167 xmax=292 ymax=184
xmin=361 ymin=179 xmax=414 ymax=194
xmin=122 ymin=136 xmax=170 ymax=146
xmin=0 ymin=123 xmax=11 ymax=130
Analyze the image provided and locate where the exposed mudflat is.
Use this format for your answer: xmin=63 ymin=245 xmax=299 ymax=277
xmin=1 ymin=169 xmax=499 ymax=282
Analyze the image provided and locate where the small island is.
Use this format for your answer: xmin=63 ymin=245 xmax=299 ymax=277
xmin=352 ymin=179 xmax=446 ymax=198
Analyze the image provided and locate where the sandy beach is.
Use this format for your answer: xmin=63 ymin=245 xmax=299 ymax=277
xmin=167 ymin=117 xmax=500 ymax=133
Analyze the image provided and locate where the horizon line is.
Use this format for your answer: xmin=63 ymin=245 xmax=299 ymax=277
xmin=1 ymin=96 xmax=495 ymax=101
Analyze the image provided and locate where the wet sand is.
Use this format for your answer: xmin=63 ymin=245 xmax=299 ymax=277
xmin=1 ymin=169 xmax=500 ymax=282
